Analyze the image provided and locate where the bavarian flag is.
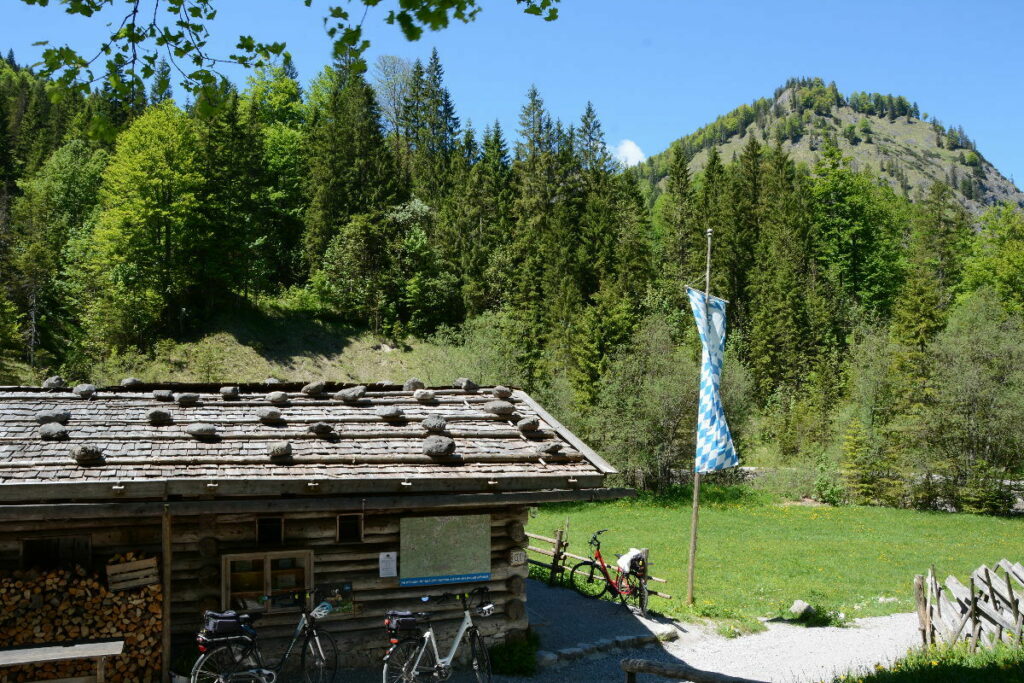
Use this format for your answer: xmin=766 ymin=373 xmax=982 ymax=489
xmin=686 ymin=287 xmax=738 ymax=473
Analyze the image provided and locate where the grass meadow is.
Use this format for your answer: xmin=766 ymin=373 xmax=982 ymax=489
xmin=527 ymin=485 xmax=1024 ymax=634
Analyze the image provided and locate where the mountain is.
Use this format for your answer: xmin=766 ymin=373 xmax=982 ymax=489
xmin=636 ymin=77 xmax=1024 ymax=214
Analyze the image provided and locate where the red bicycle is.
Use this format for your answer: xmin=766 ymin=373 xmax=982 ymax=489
xmin=569 ymin=529 xmax=649 ymax=616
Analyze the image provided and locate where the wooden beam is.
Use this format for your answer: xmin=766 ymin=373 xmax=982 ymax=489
xmin=161 ymin=505 xmax=172 ymax=683
xmin=0 ymin=487 xmax=636 ymax=520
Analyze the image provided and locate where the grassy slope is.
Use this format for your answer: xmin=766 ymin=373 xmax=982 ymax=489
xmin=10 ymin=298 xmax=475 ymax=387
xmin=527 ymin=488 xmax=1024 ymax=629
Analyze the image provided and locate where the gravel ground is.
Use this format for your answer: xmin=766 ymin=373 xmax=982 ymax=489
xmin=339 ymin=580 xmax=921 ymax=683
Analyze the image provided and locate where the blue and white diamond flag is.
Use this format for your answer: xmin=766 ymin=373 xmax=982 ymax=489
xmin=687 ymin=286 xmax=738 ymax=473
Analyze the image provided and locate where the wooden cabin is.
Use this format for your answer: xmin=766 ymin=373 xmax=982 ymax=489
xmin=0 ymin=379 xmax=628 ymax=680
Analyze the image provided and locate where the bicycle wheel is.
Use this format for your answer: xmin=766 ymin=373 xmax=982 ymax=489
xmin=191 ymin=644 xmax=257 ymax=683
xmin=300 ymin=628 xmax=339 ymax=683
xmin=625 ymin=573 xmax=649 ymax=616
xmin=469 ymin=629 xmax=491 ymax=683
xmin=383 ymin=638 xmax=435 ymax=683
xmin=570 ymin=560 xmax=609 ymax=599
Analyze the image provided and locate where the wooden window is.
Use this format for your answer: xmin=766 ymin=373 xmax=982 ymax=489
xmin=21 ymin=536 xmax=91 ymax=570
xmin=257 ymin=517 xmax=284 ymax=546
xmin=336 ymin=514 xmax=363 ymax=544
xmin=222 ymin=550 xmax=313 ymax=614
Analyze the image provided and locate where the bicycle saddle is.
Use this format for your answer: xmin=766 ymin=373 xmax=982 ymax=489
xmin=207 ymin=610 xmax=256 ymax=623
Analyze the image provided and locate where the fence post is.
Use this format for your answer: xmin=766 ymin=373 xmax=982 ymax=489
xmin=549 ymin=529 xmax=565 ymax=586
xmin=914 ymin=575 xmax=928 ymax=646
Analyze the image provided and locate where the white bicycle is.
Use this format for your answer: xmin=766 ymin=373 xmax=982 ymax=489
xmin=382 ymin=586 xmax=493 ymax=683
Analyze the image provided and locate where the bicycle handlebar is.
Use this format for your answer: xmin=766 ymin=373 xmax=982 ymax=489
xmin=589 ymin=529 xmax=609 ymax=547
xmin=420 ymin=586 xmax=491 ymax=607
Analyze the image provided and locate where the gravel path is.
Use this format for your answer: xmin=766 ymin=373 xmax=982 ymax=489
xmin=340 ymin=580 xmax=921 ymax=683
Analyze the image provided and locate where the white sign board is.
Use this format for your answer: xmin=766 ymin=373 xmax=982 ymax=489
xmin=379 ymin=551 xmax=398 ymax=578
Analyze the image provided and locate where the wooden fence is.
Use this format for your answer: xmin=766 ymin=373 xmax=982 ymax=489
xmin=526 ymin=531 xmax=671 ymax=599
xmin=915 ymin=559 xmax=1024 ymax=650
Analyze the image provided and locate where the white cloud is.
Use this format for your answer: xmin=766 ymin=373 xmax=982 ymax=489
xmin=613 ymin=139 xmax=646 ymax=167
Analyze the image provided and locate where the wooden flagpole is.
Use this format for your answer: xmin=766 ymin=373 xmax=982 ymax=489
xmin=687 ymin=227 xmax=713 ymax=606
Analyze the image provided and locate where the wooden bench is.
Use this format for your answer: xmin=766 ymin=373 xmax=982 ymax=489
xmin=0 ymin=639 xmax=125 ymax=683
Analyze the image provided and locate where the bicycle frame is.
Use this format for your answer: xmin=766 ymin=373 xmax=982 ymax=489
xmin=412 ymin=606 xmax=476 ymax=669
xmin=587 ymin=540 xmax=634 ymax=604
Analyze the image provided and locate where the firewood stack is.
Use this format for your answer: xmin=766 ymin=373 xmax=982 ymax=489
xmin=0 ymin=552 xmax=163 ymax=682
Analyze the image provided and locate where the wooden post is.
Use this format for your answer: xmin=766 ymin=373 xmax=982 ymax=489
xmin=549 ymin=528 xmax=564 ymax=586
xmin=1006 ymin=566 xmax=1023 ymax=643
xmin=162 ymin=504 xmax=172 ymax=682
xmin=687 ymin=227 xmax=713 ymax=607
xmin=914 ymin=575 xmax=928 ymax=645
xmin=969 ymin=577 xmax=979 ymax=653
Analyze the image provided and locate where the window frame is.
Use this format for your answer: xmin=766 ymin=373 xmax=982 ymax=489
xmin=336 ymin=513 xmax=364 ymax=544
xmin=221 ymin=549 xmax=314 ymax=614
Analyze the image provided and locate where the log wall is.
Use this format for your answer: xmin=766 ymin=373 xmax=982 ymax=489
xmin=0 ymin=502 xmax=530 ymax=671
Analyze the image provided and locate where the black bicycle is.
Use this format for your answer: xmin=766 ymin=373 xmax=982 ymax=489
xmin=190 ymin=588 xmax=339 ymax=683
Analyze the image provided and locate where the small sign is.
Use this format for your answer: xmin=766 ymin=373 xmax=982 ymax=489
xmin=508 ymin=548 xmax=527 ymax=567
xmin=379 ymin=551 xmax=398 ymax=578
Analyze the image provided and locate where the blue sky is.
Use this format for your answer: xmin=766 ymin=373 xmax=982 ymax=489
xmin=3 ymin=0 xmax=1023 ymax=183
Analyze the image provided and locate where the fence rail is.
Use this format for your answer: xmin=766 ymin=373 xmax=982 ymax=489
xmin=526 ymin=531 xmax=671 ymax=599
xmin=915 ymin=559 xmax=1024 ymax=651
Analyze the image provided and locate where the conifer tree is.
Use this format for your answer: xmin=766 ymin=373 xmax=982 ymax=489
xmin=303 ymin=67 xmax=404 ymax=269
xmin=149 ymin=59 xmax=173 ymax=104
xmin=725 ymin=134 xmax=762 ymax=327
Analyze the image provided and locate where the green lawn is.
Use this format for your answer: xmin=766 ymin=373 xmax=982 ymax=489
xmin=527 ymin=486 xmax=1024 ymax=631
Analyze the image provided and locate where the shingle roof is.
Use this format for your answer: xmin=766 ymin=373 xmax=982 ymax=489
xmin=0 ymin=382 xmax=614 ymax=503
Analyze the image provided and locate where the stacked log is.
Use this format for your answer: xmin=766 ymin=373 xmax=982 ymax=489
xmin=0 ymin=553 xmax=163 ymax=682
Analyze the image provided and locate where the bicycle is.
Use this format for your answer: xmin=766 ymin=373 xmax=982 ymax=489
xmin=381 ymin=586 xmax=494 ymax=683
xmin=568 ymin=529 xmax=649 ymax=616
xmin=190 ymin=588 xmax=340 ymax=683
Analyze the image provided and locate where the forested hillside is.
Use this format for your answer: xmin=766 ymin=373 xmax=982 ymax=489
xmin=636 ymin=77 xmax=1024 ymax=214
xmin=1 ymin=53 xmax=1023 ymax=514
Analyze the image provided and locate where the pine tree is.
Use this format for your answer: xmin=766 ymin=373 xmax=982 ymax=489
xmin=725 ymin=134 xmax=762 ymax=327
xmin=747 ymin=146 xmax=807 ymax=400
xmin=149 ymin=59 xmax=173 ymax=104
xmin=697 ymin=146 xmax=729 ymax=295
xmin=303 ymin=68 xmax=405 ymax=270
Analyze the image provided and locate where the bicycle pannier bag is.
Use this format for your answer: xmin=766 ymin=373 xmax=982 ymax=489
xmin=385 ymin=610 xmax=418 ymax=635
xmin=204 ymin=610 xmax=244 ymax=636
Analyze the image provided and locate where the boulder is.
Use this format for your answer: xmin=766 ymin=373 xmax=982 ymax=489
xmin=453 ymin=377 xmax=479 ymax=392
xmin=423 ymin=435 xmax=456 ymax=457
xmin=413 ymin=389 xmax=436 ymax=403
xmin=516 ymin=416 xmax=540 ymax=432
xmin=492 ymin=385 xmax=512 ymax=399
xmin=219 ymin=386 xmax=240 ymax=400
xmin=376 ymin=406 xmax=405 ymax=421
xmin=39 ymin=423 xmax=69 ymax=441
xmin=403 ymin=377 xmax=426 ymax=391
xmin=73 ymin=445 xmax=105 ymax=466
xmin=36 ymin=410 xmax=71 ymax=426
xmin=301 ymin=381 xmax=326 ymax=396
xmin=264 ymin=377 xmax=281 ymax=384
xmin=483 ymin=400 xmax=516 ymax=416
xmin=334 ymin=386 xmax=366 ymax=403
xmin=268 ymin=441 xmax=293 ymax=461
xmin=147 ymin=409 xmax=173 ymax=426
xmin=120 ymin=377 xmax=143 ymax=388
xmin=42 ymin=375 xmax=66 ymax=390
xmin=185 ymin=423 xmax=218 ymax=439
xmin=175 ymin=392 xmax=200 ymax=406
xmin=257 ymin=408 xmax=283 ymax=424
xmin=267 ymin=391 xmax=290 ymax=405
xmin=537 ymin=442 xmax=563 ymax=454
xmin=153 ymin=389 xmax=174 ymax=401
xmin=72 ymin=384 xmax=96 ymax=400
xmin=307 ymin=422 xmax=333 ymax=435
xmin=421 ymin=415 xmax=447 ymax=433
xmin=789 ymin=600 xmax=815 ymax=618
